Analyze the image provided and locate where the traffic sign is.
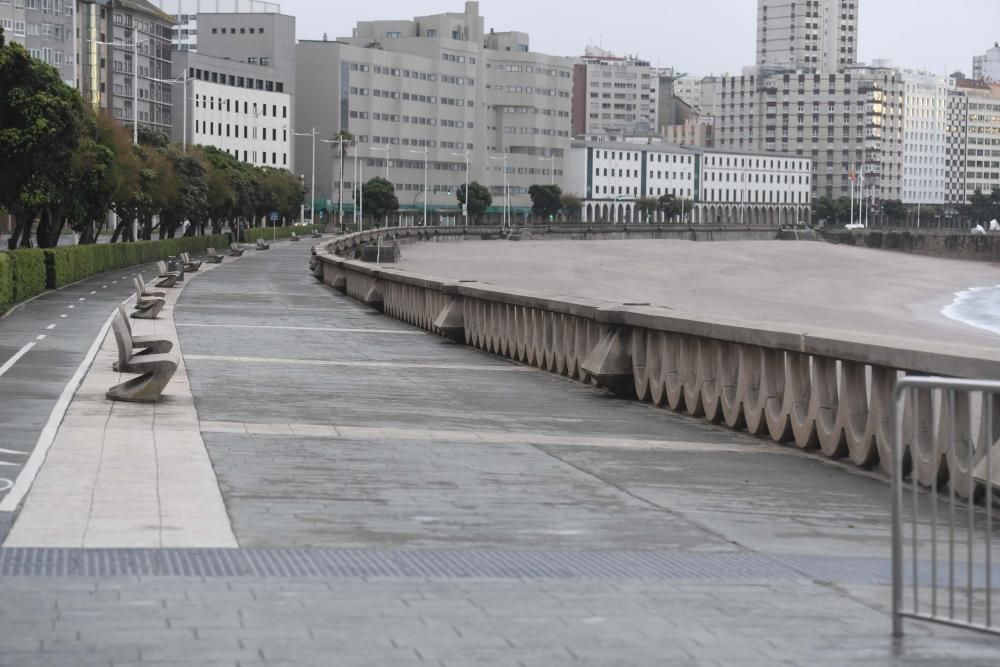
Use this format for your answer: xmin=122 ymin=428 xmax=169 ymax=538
xmin=269 ymin=211 xmax=280 ymax=221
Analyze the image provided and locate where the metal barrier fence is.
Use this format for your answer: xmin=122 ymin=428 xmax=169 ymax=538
xmin=892 ymin=376 xmax=1000 ymax=637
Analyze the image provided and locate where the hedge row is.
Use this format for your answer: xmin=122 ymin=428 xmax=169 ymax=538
xmin=244 ymin=226 xmax=319 ymax=242
xmin=0 ymin=235 xmax=228 ymax=315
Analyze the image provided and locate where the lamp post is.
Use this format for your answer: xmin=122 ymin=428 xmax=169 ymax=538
xmin=86 ymin=36 xmax=149 ymax=145
xmin=408 ymin=147 xmax=429 ymax=226
xmin=489 ymin=152 xmax=509 ymax=228
xmin=293 ymin=128 xmax=318 ymax=224
xmin=538 ymin=154 xmax=556 ymax=185
xmin=321 ymin=135 xmax=351 ymax=229
xmin=451 ymin=150 xmax=470 ymax=226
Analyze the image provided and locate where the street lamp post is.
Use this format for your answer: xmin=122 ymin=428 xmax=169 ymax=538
xmin=489 ymin=152 xmax=509 ymax=228
xmin=293 ymin=128 xmax=318 ymax=225
xmin=538 ymin=154 xmax=556 ymax=185
xmin=408 ymin=148 xmax=429 ymax=226
xmin=86 ymin=37 xmax=149 ymax=145
xmin=451 ymin=150 xmax=470 ymax=226
xmin=321 ymin=135 xmax=351 ymax=229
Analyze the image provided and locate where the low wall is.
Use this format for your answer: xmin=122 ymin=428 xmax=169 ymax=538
xmin=311 ymin=227 xmax=1000 ymax=493
xmin=821 ymin=229 xmax=1000 ymax=262
xmin=327 ymin=223 xmax=786 ymax=259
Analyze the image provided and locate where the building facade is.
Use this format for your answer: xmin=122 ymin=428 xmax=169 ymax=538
xmin=756 ymin=0 xmax=859 ymax=74
xmin=0 ymin=0 xmax=75 ymax=85
xmin=570 ymin=46 xmax=660 ymax=137
xmin=564 ymin=140 xmax=812 ymax=225
xmin=152 ymin=0 xmax=279 ymax=51
xmin=664 ymin=116 xmax=715 ymax=147
xmin=171 ymin=11 xmax=295 ymax=168
xmin=78 ymin=0 xmax=175 ymax=136
xmin=673 ymin=75 xmax=704 ymax=111
xmin=945 ymin=79 xmax=1000 ymax=207
xmin=700 ymin=64 xmax=903 ymax=202
xmin=295 ymin=1 xmax=573 ymax=214
xmin=900 ymin=69 xmax=953 ymax=205
xmin=973 ymin=43 xmax=1000 ymax=83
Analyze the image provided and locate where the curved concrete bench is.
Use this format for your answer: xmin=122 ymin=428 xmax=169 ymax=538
xmin=132 ymin=279 xmax=166 ymax=320
xmin=107 ymin=316 xmax=178 ymax=403
xmin=137 ymin=274 xmax=165 ymax=298
xmin=154 ymin=261 xmax=181 ymax=288
xmin=256 ymin=239 xmax=271 ymax=250
xmin=206 ymin=247 xmax=225 ymax=263
xmin=229 ymin=244 xmax=246 ymax=257
xmin=180 ymin=252 xmax=202 ymax=272
xmin=112 ymin=306 xmax=175 ymax=372
xmin=290 ymin=232 xmax=301 ymax=242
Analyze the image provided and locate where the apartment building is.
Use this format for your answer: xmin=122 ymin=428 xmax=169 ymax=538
xmin=0 ymin=0 xmax=75 ymax=85
xmin=564 ymin=140 xmax=812 ymax=224
xmin=171 ymin=11 xmax=295 ymax=169
xmin=945 ymin=79 xmax=1000 ymax=206
xmin=664 ymin=116 xmax=715 ymax=147
xmin=900 ymin=69 xmax=953 ymax=205
xmin=757 ymin=0 xmax=859 ymax=74
xmin=152 ymin=0 xmax=279 ymax=51
xmin=78 ymin=0 xmax=174 ymax=135
xmin=673 ymin=76 xmax=704 ymax=111
xmin=701 ymin=64 xmax=903 ymax=201
xmin=973 ymin=43 xmax=1000 ymax=83
xmin=570 ymin=46 xmax=660 ymax=137
xmin=295 ymin=1 xmax=573 ymax=213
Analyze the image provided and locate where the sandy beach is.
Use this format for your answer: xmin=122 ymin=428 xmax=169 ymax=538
xmin=396 ymin=239 xmax=1000 ymax=350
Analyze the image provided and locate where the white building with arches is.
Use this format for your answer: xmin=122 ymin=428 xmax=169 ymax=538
xmin=565 ymin=140 xmax=812 ymax=225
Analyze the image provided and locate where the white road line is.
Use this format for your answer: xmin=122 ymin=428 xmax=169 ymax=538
xmin=0 ymin=307 xmax=118 ymax=513
xmin=68 ymin=305 xmax=75 ymax=309
xmin=89 ymin=291 xmax=96 ymax=295
xmin=175 ymin=323 xmax=424 ymax=335
xmin=78 ymin=298 xmax=85 ymax=302
xmin=46 ymin=324 xmax=56 ymax=330
xmin=0 ymin=449 xmax=28 ymax=457
xmin=60 ymin=314 xmax=68 ymax=319
xmin=35 ymin=335 xmax=47 ymax=341
xmin=0 ymin=342 xmax=36 ymax=380
xmin=101 ymin=286 xmax=107 ymax=289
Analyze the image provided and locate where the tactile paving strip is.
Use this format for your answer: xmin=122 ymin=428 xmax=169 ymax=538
xmin=0 ymin=547 xmax=979 ymax=585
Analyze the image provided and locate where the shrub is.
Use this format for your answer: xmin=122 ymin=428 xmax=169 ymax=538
xmin=0 ymin=254 xmax=12 ymax=315
xmin=8 ymin=249 xmax=47 ymax=304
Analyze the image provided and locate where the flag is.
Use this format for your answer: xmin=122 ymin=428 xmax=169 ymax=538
xmin=848 ymin=165 xmax=857 ymax=183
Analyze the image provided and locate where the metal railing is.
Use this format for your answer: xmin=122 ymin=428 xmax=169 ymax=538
xmin=892 ymin=376 xmax=1000 ymax=637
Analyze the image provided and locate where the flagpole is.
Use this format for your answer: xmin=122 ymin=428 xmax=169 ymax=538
xmin=850 ymin=169 xmax=855 ymax=226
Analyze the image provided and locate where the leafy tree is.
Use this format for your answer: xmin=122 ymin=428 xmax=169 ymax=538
xmin=528 ymin=184 xmax=562 ymax=220
xmin=359 ymin=177 xmax=399 ymax=226
xmin=560 ymin=193 xmax=582 ymax=222
xmin=0 ymin=27 xmax=85 ymax=248
xmin=657 ymin=194 xmax=680 ymax=220
xmin=635 ymin=197 xmax=660 ymax=222
xmin=456 ymin=181 xmax=492 ymax=224
xmin=881 ymin=199 xmax=906 ymax=225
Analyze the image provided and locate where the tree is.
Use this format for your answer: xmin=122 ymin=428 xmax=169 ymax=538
xmin=0 ymin=27 xmax=86 ymax=248
xmin=359 ymin=177 xmax=399 ymax=226
xmin=528 ymin=184 xmax=562 ymax=220
xmin=456 ymin=181 xmax=492 ymax=224
xmin=560 ymin=193 xmax=582 ymax=222
xmin=635 ymin=197 xmax=660 ymax=223
xmin=881 ymin=199 xmax=906 ymax=225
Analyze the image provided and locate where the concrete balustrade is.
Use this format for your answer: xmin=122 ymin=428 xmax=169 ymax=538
xmin=313 ymin=227 xmax=1000 ymax=493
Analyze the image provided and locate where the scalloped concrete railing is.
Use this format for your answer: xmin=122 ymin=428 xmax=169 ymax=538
xmin=312 ymin=227 xmax=1000 ymax=492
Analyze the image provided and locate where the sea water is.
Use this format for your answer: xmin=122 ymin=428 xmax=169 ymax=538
xmin=943 ymin=284 xmax=1000 ymax=337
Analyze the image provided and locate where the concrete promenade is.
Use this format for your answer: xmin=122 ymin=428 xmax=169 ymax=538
xmin=2 ymin=242 xmax=1000 ymax=664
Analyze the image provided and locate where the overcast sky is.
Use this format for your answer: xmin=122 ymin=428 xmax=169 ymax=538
xmin=275 ymin=0 xmax=1000 ymax=77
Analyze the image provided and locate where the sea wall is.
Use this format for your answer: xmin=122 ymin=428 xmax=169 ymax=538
xmin=820 ymin=229 xmax=1000 ymax=262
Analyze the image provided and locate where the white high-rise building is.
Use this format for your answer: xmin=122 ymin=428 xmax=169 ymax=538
xmin=900 ymin=69 xmax=954 ymax=205
xmin=973 ymin=43 xmax=1000 ymax=83
xmin=295 ymin=2 xmax=574 ymax=216
xmin=757 ymin=0 xmax=859 ymax=74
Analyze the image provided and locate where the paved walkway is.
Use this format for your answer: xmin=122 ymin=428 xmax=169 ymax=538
xmin=2 ymin=242 xmax=1000 ymax=664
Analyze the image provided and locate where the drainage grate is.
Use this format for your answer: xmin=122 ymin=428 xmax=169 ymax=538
xmin=0 ymin=547 xmax=924 ymax=584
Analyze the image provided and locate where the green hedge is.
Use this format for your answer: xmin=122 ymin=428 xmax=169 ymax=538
xmin=8 ymin=249 xmax=47 ymax=305
xmin=244 ymin=226 xmax=319 ymax=242
xmin=0 ymin=254 xmax=12 ymax=315
xmin=44 ymin=234 xmax=229 ymax=289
